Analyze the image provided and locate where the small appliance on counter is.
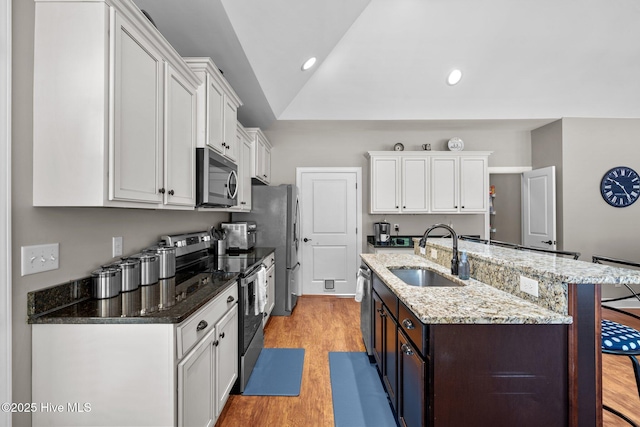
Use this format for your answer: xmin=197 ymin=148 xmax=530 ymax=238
xmin=374 ymin=221 xmax=391 ymax=245
xmin=221 ymin=221 xmax=257 ymax=252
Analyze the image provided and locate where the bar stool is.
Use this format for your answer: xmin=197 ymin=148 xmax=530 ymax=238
xmin=593 ymin=255 xmax=640 ymax=427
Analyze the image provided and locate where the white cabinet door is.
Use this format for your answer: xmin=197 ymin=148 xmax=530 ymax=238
xmin=237 ymin=131 xmax=253 ymax=210
xmin=265 ymin=263 xmax=275 ymax=325
xmin=263 ymin=143 xmax=272 ymax=184
xmin=207 ymin=74 xmax=225 ymax=155
xmin=215 ymin=305 xmax=238 ymax=417
xmin=247 ymin=128 xmax=272 ymax=184
xmin=460 ymin=157 xmax=488 ymax=212
xmin=112 ymin=13 xmax=163 ymax=204
xmin=401 ymin=157 xmax=429 ymax=212
xmin=223 ymin=98 xmax=238 ymax=162
xmin=164 ymin=64 xmax=197 ymax=207
xmin=178 ymin=328 xmax=216 ymax=427
xmin=431 ymin=157 xmax=459 ymax=212
xmin=371 ymin=156 xmax=400 ymax=213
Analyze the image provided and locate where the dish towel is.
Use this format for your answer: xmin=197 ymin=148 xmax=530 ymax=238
xmin=255 ymin=265 xmax=267 ymax=315
xmin=355 ymin=269 xmax=365 ymax=302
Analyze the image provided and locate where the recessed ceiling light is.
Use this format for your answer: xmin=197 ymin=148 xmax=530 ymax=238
xmin=301 ymin=57 xmax=317 ymax=71
xmin=447 ymin=69 xmax=463 ymax=85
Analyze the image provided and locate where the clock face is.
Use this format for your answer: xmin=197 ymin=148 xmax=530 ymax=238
xmin=600 ymin=166 xmax=640 ymax=208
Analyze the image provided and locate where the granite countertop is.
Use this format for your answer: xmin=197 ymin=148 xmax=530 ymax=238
xmin=423 ymin=239 xmax=640 ymax=285
xmin=361 ymin=253 xmax=573 ymax=325
xmin=29 ymin=247 xmax=276 ymax=325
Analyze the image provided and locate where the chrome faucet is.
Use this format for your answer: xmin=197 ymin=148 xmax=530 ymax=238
xmin=418 ymin=223 xmax=459 ymax=275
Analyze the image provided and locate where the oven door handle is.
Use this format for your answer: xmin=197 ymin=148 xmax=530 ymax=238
xmin=227 ymin=170 xmax=238 ymax=199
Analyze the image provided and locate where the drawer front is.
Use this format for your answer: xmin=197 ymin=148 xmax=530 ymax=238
xmin=177 ymin=283 xmax=238 ymax=359
xmin=398 ymin=301 xmax=428 ymax=357
xmin=372 ymin=273 xmax=398 ymax=318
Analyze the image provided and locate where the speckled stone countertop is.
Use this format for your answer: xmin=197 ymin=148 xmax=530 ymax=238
xmin=361 ymin=253 xmax=573 ymax=325
xmin=28 ymin=247 xmax=276 ymax=325
xmin=422 ymin=238 xmax=640 ymax=286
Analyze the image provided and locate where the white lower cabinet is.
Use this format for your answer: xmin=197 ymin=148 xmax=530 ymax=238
xmin=263 ymin=252 xmax=276 ymax=326
xmin=32 ymin=284 xmax=238 ymax=427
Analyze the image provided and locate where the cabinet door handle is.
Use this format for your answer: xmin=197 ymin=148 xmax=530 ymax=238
xmin=220 ymin=332 xmax=225 ymax=339
xmin=168 ymin=189 xmax=174 ymax=196
xmin=227 ymin=295 xmax=235 ymax=303
xmin=213 ymin=340 xmax=219 ymax=347
xmin=401 ymin=343 xmax=414 ymax=356
xmin=158 ymin=188 xmax=165 ymax=194
xmin=402 ymin=319 xmax=415 ymax=330
xmin=196 ymin=320 xmax=208 ymax=331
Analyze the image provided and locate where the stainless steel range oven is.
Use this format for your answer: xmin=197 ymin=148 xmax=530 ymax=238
xmin=236 ymin=262 xmax=264 ymax=393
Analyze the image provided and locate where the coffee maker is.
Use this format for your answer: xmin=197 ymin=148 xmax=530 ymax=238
xmin=374 ymin=222 xmax=391 ymax=245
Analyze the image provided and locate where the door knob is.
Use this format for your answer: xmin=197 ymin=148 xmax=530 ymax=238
xmin=303 ymin=238 xmax=312 ymax=242
xmin=541 ymin=240 xmax=555 ymax=245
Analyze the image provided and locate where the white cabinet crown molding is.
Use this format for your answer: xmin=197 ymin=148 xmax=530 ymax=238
xmin=366 ymin=150 xmax=493 ymax=158
xmin=183 ymin=57 xmax=242 ymax=108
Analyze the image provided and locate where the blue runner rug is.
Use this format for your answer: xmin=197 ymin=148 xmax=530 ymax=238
xmin=329 ymin=352 xmax=396 ymax=427
xmin=243 ymin=348 xmax=305 ymax=396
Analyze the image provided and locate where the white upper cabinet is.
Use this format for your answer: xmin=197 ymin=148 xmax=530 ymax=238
xmin=369 ymin=154 xmax=429 ymax=214
xmin=368 ymin=151 xmax=490 ymax=215
xmin=245 ymin=128 xmax=272 ymax=185
xmin=232 ymin=123 xmax=253 ymax=211
xmin=32 ymin=0 xmax=200 ymax=209
xmin=185 ymin=57 xmax=242 ymax=164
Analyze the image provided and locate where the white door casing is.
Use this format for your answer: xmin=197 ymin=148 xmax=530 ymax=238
xmin=297 ymin=168 xmax=361 ymax=296
xmin=522 ymin=166 xmax=557 ymax=250
xmin=1 ymin=0 xmax=11 ymax=422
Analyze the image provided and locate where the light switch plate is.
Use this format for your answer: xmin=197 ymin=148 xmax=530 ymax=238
xmin=419 ymin=246 xmax=426 ymax=255
xmin=519 ymin=275 xmax=539 ymax=297
xmin=112 ymin=236 xmax=123 ymax=257
xmin=430 ymin=248 xmax=438 ymax=259
xmin=21 ymin=243 xmax=59 ymax=276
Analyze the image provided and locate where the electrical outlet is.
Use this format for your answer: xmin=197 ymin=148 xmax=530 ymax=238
xmin=419 ymin=246 xmax=426 ymax=255
xmin=21 ymin=243 xmax=59 ymax=276
xmin=393 ymin=224 xmax=400 ymax=232
xmin=430 ymin=248 xmax=438 ymax=259
xmin=519 ymin=275 xmax=539 ymax=297
xmin=112 ymin=237 xmax=123 ymax=257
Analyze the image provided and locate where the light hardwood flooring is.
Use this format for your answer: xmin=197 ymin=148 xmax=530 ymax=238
xmin=216 ymin=296 xmax=640 ymax=427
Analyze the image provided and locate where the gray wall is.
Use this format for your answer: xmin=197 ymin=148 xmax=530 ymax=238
xmin=265 ymin=120 xmax=533 ymax=249
xmin=12 ymin=1 xmax=229 ymax=424
xmin=531 ymin=120 xmax=564 ymax=248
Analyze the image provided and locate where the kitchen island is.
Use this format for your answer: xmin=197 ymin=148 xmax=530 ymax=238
xmin=361 ymin=238 xmax=640 ymax=427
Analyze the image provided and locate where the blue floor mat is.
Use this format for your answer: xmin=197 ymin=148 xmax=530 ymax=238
xmin=243 ymin=348 xmax=305 ymax=396
xmin=329 ymin=352 xmax=397 ymax=427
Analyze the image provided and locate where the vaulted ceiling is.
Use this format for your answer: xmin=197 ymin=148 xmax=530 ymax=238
xmin=133 ymin=0 xmax=640 ymax=130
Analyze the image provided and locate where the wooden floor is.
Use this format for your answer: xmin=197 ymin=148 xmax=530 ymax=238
xmin=216 ymin=296 xmax=640 ymax=427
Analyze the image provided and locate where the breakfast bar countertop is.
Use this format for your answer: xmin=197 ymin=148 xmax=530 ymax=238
xmin=361 ymin=252 xmax=573 ymax=325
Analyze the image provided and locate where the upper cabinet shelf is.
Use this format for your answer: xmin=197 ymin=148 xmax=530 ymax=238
xmin=367 ymin=151 xmax=492 ymax=215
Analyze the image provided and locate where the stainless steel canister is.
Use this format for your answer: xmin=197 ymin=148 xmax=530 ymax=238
xmin=138 ymin=252 xmax=159 ymax=285
xmin=154 ymin=246 xmax=176 ymax=279
xmin=115 ymin=257 xmax=141 ymax=292
xmin=91 ymin=266 xmax=121 ymax=299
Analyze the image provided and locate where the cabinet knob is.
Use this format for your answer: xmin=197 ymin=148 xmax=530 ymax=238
xmin=196 ymin=320 xmax=208 ymax=331
xmin=159 ymin=188 xmax=166 ymax=194
xmin=168 ymin=190 xmax=174 ymax=196
xmin=227 ymin=295 xmax=235 ymax=303
xmin=402 ymin=319 xmax=415 ymax=330
xmin=401 ymin=343 xmax=414 ymax=356
xmin=220 ymin=332 xmax=225 ymax=339
xmin=213 ymin=340 xmax=219 ymax=347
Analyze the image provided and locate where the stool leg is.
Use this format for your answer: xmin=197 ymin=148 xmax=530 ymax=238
xmin=604 ymin=404 xmax=639 ymax=427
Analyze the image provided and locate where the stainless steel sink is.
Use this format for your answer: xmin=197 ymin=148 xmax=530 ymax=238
xmin=389 ymin=268 xmax=463 ymax=287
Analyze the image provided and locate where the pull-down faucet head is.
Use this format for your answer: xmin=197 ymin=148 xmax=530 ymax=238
xmin=419 ymin=223 xmax=459 ymax=275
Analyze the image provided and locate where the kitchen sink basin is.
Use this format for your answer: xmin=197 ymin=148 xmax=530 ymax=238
xmin=389 ymin=268 xmax=463 ymax=287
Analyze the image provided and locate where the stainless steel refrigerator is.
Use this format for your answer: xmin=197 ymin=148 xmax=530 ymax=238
xmin=232 ymin=184 xmax=300 ymax=315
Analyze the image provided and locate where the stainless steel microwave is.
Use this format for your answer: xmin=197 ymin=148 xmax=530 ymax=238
xmin=196 ymin=148 xmax=238 ymax=208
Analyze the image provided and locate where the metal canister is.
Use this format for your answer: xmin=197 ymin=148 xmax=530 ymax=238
xmin=91 ymin=266 xmax=121 ymax=299
xmin=115 ymin=257 xmax=141 ymax=292
xmin=138 ymin=252 xmax=159 ymax=285
xmin=154 ymin=246 xmax=176 ymax=279
xmin=159 ymin=277 xmax=176 ymax=310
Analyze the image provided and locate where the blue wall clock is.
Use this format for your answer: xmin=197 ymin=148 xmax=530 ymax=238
xmin=600 ymin=166 xmax=640 ymax=208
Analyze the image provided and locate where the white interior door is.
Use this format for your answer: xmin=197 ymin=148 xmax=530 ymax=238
xmin=522 ymin=166 xmax=557 ymax=249
xmin=298 ymin=168 xmax=361 ymax=295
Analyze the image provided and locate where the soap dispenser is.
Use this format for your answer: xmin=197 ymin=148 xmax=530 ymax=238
xmin=458 ymin=250 xmax=470 ymax=280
